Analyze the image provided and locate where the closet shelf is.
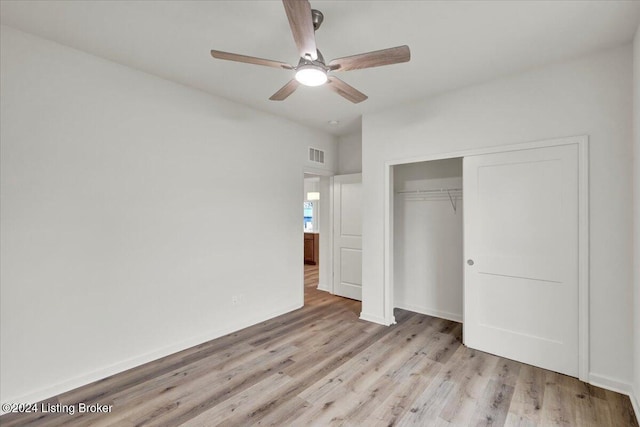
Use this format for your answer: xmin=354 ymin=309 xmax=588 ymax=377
xmin=396 ymin=188 xmax=463 ymax=212
xmin=396 ymin=187 xmax=462 ymax=194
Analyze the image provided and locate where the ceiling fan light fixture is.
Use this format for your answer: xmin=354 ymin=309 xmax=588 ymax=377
xmin=295 ymin=65 xmax=327 ymax=86
xmin=210 ymin=2 xmax=410 ymax=103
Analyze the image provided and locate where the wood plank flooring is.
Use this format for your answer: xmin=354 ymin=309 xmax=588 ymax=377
xmin=2 ymin=264 xmax=637 ymax=426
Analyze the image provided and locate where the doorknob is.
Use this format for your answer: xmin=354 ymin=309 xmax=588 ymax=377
xmin=467 ymin=259 xmax=474 ymax=266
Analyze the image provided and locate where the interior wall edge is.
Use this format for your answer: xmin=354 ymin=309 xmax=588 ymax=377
xmin=632 ymin=20 xmax=640 ymax=427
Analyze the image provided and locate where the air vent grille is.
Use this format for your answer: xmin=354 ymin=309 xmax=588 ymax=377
xmin=309 ymin=147 xmax=325 ymax=164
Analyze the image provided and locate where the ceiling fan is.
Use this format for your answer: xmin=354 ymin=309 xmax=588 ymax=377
xmin=210 ymin=0 xmax=410 ymax=103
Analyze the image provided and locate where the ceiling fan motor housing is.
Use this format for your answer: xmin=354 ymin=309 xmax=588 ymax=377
xmin=297 ymin=49 xmax=326 ymax=68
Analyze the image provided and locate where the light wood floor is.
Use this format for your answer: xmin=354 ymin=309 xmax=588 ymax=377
xmin=2 ymin=264 xmax=637 ymax=426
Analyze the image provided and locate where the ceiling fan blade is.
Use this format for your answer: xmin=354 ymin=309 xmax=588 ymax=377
xmin=211 ymin=50 xmax=294 ymax=70
xmin=326 ymin=77 xmax=368 ymax=104
xmin=282 ymin=0 xmax=317 ymax=60
xmin=328 ymin=45 xmax=410 ymax=72
xmin=269 ymin=79 xmax=300 ymax=101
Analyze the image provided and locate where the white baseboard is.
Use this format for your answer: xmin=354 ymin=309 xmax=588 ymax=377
xmin=1 ymin=302 xmax=303 ymax=413
xmin=588 ymin=373 xmax=632 ymax=395
xmin=394 ymin=302 xmax=463 ymax=323
xmin=316 ymin=282 xmax=331 ymax=293
xmin=359 ymin=311 xmax=392 ymax=326
xmin=589 ymin=373 xmax=640 ymax=423
xmin=631 ymin=386 xmax=640 ymax=425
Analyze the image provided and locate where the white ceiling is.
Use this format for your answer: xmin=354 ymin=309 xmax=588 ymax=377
xmin=2 ymin=1 xmax=639 ymax=136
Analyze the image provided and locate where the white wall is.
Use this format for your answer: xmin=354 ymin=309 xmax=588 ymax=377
xmin=394 ymin=159 xmax=463 ymax=322
xmin=338 ymin=130 xmax=363 ymax=175
xmin=362 ymin=45 xmax=634 ymax=389
xmin=0 ymin=25 xmax=337 ymax=404
xmin=632 ymin=24 xmax=640 ymax=418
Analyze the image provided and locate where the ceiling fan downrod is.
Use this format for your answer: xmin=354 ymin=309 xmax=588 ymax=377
xmin=311 ymin=9 xmax=324 ymax=31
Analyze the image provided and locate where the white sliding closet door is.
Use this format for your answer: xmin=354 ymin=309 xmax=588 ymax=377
xmin=464 ymin=144 xmax=579 ymax=376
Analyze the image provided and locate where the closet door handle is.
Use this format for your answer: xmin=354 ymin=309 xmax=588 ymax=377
xmin=467 ymin=259 xmax=474 ymax=266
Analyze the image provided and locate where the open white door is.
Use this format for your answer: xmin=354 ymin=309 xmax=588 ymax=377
xmin=464 ymin=144 xmax=579 ymax=377
xmin=333 ymin=174 xmax=362 ymax=301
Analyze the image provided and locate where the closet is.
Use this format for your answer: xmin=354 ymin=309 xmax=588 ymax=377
xmin=393 ymin=158 xmax=463 ymax=322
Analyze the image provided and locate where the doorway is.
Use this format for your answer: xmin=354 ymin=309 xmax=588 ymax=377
xmin=393 ymin=158 xmax=463 ymax=322
xmin=303 ymin=175 xmax=320 ymax=267
xmin=302 ymin=172 xmax=332 ymax=302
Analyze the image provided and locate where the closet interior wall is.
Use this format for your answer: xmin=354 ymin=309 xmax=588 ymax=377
xmin=394 ymin=158 xmax=463 ymax=322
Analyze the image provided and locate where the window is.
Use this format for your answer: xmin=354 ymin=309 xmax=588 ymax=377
xmin=303 ymin=202 xmax=314 ymax=232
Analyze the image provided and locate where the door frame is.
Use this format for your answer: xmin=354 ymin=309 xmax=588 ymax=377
xmin=304 ymin=168 xmax=335 ymax=295
xmin=383 ymin=135 xmax=589 ymax=381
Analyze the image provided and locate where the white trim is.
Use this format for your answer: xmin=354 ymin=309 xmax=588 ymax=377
xmin=385 ymin=135 xmax=588 ymax=167
xmin=359 ymin=312 xmax=392 ymax=326
xmin=383 ymin=134 xmax=589 ymax=379
xmin=303 ymin=166 xmax=334 ymax=177
xmin=316 ymin=175 xmax=333 ymax=293
xmin=0 ymin=302 xmax=302 ymax=411
xmin=588 ymin=373 xmax=633 ymax=395
xmin=394 ymin=303 xmax=463 ymax=323
xmin=332 ymin=172 xmax=363 ymax=180
xmin=631 ymin=386 xmax=640 ymax=424
xmin=328 ymin=175 xmax=335 ymax=294
xmin=577 ymin=138 xmax=590 ymax=382
xmin=588 ymin=374 xmax=639 ymax=423
xmin=384 ymin=164 xmax=395 ymax=323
